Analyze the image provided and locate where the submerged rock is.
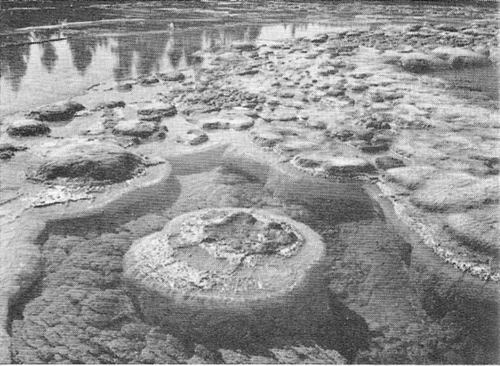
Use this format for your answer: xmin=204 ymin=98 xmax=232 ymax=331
xmin=431 ymin=46 xmax=491 ymax=68
xmin=232 ymin=42 xmax=257 ymax=52
xmin=112 ymin=119 xmax=161 ymax=138
xmin=176 ymin=129 xmax=209 ymax=146
xmin=375 ymin=156 xmax=405 ymax=170
xmin=410 ymin=173 xmax=498 ymax=211
xmin=252 ymin=130 xmax=284 ymax=147
xmin=385 ymin=166 xmax=437 ymax=190
xmin=158 ymin=71 xmax=186 ymax=82
xmin=93 ymin=100 xmax=126 ymax=110
xmin=138 ymin=103 xmax=177 ymax=121
xmin=0 ymin=142 xmax=27 ymax=159
xmin=123 ymin=208 xmax=329 ymax=345
xmin=446 ymin=208 xmax=499 ymax=255
xmin=7 ymin=119 xmax=51 ymax=137
xmin=28 ymin=100 xmax=85 ymax=122
xmin=198 ymin=112 xmax=255 ymax=131
xmin=400 ymin=52 xmax=448 ymax=73
xmin=311 ymin=33 xmax=328 ymax=44
xmin=139 ymin=75 xmax=160 ymax=85
xmin=292 ymin=153 xmax=374 ymax=177
xmin=29 ymin=140 xmax=145 ymax=183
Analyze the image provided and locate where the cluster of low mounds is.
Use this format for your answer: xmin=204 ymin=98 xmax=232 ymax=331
xmin=110 ymin=102 xmax=175 ymax=139
xmin=29 ymin=140 xmax=145 ymax=183
xmin=123 ymin=208 xmax=330 ymax=345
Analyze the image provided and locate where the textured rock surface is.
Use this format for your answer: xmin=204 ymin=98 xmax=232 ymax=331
xmin=112 ymin=119 xmax=160 ymax=138
xmin=28 ymin=101 xmax=85 ymax=122
xmin=137 ymin=103 xmax=177 ymax=121
xmin=446 ymin=209 xmax=499 ymax=255
xmin=7 ymin=119 xmax=51 ymax=137
xmin=410 ymin=173 xmax=498 ymax=211
xmin=123 ymin=208 xmax=329 ymax=344
xmin=400 ymin=52 xmax=449 ymax=73
xmin=385 ymin=166 xmax=437 ymax=190
xmin=292 ymin=153 xmax=374 ymax=177
xmin=431 ymin=47 xmax=491 ymax=68
xmin=29 ymin=140 xmax=145 ymax=183
xmin=2 ymin=3 xmax=500 ymax=363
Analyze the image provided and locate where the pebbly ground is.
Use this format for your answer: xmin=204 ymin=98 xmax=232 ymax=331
xmin=0 ymin=6 xmax=499 ymax=364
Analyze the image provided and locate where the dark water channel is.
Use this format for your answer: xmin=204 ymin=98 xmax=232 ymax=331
xmin=9 ymin=148 xmax=498 ymax=363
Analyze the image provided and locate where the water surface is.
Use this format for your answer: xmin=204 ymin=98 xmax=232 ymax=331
xmin=2 ymin=0 xmax=496 ymax=117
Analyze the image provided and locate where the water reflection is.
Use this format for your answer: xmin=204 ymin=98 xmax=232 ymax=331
xmin=37 ymin=30 xmax=61 ymax=73
xmin=0 ymin=24 xmax=262 ymax=95
xmin=68 ymin=37 xmax=98 ymax=74
xmin=40 ymin=41 xmax=58 ymax=73
xmin=0 ymin=22 xmax=335 ymax=116
xmin=0 ymin=34 xmax=31 ymax=92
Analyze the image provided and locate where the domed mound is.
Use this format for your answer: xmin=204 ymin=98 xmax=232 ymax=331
xmin=30 ymin=140 xmax=145 ymax=183
xmin=123 ymin=208 xmax=329 ymax=345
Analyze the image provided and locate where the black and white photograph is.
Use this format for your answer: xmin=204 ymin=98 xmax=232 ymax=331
xmin=0 ymin=0 xmax=498 ymax=364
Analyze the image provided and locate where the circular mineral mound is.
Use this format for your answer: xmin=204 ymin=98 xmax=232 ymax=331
xmin=123 ymin=208 xmax=330 ymax=345
xmin=29 ymin=140 xmax=145 ymax=183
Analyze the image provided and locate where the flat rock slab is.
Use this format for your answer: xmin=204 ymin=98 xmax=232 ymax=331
xmin=176 ymin=129 xmax=209 ymax=146
xmin=112 ymin=119 xmax=160 ymax=138
xmin=158 ymin=71 xmax=186 ymax=82
xmin=400 ymin=52 xmax=449 ymax=73
xmin=410 ymin=173 xmax=498 ymax=212
xmin=29 ymin=140 xmax=145 ymax=183
xmin=445 ymin=208 xmax=499 ymax=255
xmin=197 ymin=111 xmax=255 ymax=131
xmin=385 ymin=166 xmax=437 ymax=190
xmin=27 ymin=101 xmax=85 ymax=122
xmin=232 ymin=42 xmax=257 ymax=52
xmin=7 ymin=119 xmax=51 ymax=137
xmin=252 ymin=130 xmax=284 ymax=147
xmin=137 ymin=103 xmax=177 ymax=121
xmin=123 ymin=207 xmax=329 ymax=344
xmin=292 ymin=153 xmax=374 ymax=177
xmin=431 ymin=46 xmax=491 ymax=68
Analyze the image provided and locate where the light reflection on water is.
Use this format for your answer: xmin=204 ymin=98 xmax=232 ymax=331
xmin=0 ymin=21 xmax=342 ymax=117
